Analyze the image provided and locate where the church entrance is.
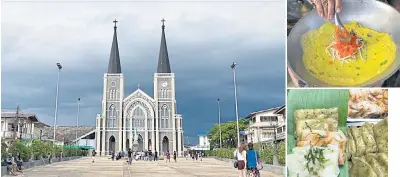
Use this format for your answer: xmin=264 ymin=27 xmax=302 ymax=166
xmin=109 ymin=136 xmax=115 ymax=155
xmin=138 ymin=134 xmax=144 ymax=151
xmin=126 ymin=139 xmax=130 ymax=150
xmin=148 ymin=139 xmax=152 ymax=151
xmin=162 ymin=136 xmax=169 ymax=154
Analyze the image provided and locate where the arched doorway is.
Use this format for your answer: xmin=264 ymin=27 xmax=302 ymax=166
xmin=138 ymin=134 xmax=144 ymax=151
xmin=109 ymin=136 xmax=115 ymax=155
xmin=162 ymin=136 xmax=169 ymax=154
xmin=126 ymin=139 xmax=130 ymax=150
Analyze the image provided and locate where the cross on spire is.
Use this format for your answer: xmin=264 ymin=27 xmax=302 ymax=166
xmin=161 ymin=18 xmax=166 ymax=29
xmin=113 ymin=19 xmax=118 ymax=29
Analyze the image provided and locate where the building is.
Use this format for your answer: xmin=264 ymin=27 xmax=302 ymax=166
xmin=244 ymin=105 xmax=286 ymax=144
xmin=189 ymin=131 xmax=210 ymax=151
xmin=36 ymin=126 xmax=96 ymax=147
xmin=95 ymin=20 xmax=184 ymax=156
xmin=1 ymin=111 xmax=41 ymax=144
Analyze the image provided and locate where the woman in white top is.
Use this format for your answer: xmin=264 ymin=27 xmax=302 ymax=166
xmin=234 ymin=144 xmax=247 ymax=177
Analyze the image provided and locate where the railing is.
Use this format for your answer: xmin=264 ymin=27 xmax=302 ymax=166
xmin=1 ymin=131 xmax=33 ymax=139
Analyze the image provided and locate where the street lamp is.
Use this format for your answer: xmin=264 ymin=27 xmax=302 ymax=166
xmin=231 ymin=62 xmax=240 ymax=147
xmin=53 ymin=62 xmax=62 ymax=142
xmin=217 ymin=98 xmax=222 ymax=148
xmin=76 ymin=98 xmax=81 ymax=143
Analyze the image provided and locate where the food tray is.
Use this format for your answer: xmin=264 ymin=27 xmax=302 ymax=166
xmin=287 ymin=89 xmax=349 ymax=177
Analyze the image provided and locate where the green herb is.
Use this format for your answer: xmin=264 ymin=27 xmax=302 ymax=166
xmin=304 ymin=146 xmax=328 ymax=175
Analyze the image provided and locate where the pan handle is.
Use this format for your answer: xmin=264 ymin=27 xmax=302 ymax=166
xmin=287 ymin=66 xmax=310 ymax=87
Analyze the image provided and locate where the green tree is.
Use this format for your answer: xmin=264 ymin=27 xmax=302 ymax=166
xmin=8 ymin=140 xmax=32 ymax=162
xmin=1 ymin=142 xmax=8 ymax=160
xmin=31 ymin=140 xmax=46 ymax=160
xmin=207 ymin=119 xmax=248 ymax=148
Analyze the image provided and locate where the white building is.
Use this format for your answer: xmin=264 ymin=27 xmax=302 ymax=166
xmin=1 ymin=112 xmax=41 ymax=144
xmin=95 ymin=20 xmax=184 ymax=156
xmin=244 ymin=105 xmax=286 ymax=144
xmin=190 ymin=132 xmax=210 ymax=151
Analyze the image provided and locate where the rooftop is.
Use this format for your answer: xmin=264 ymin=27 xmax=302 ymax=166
xmin=34 ymin=126 xmax=95 ymax=142
xmin=244 ymin=106 xmax=282 ymax=119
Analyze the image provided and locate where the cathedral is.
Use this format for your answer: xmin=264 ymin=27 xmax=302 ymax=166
xmin=95 ymin=19 xmax=184 ymax=157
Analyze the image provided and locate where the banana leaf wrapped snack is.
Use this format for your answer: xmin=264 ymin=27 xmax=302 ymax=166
xmin=294 ymin=108 xmax=339 ymax=137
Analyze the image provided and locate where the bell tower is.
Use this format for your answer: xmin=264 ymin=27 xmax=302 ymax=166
xmin=153 ymin=18 xmax=177 ymax=153
xmin=97 ymin=19 xmax=124 ymax=156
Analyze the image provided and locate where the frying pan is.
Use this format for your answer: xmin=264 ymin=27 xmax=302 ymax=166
xmin=287 ymin=0 xmax=400 ymax=87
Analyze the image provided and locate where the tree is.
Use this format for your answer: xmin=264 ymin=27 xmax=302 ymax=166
xmin=207 ymin=119 xmax=248 ymax=149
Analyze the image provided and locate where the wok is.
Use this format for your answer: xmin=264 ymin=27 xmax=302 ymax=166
xmin=287 ymin=0 xmax=400 ymax=87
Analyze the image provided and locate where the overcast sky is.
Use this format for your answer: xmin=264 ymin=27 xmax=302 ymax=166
xmin=1 ymin=1 xmax=285 ymax=143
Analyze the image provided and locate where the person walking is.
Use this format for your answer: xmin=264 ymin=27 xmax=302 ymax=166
xmin=165 ymin=151 xmax=171 ymax=163
xmin=173 ymin=151 xmax=177 ymax=162
xmin=127 ymin=148 xmax=133 ymax=165
xmin=91 ymin=150 xmax=96 ymax=163
xmin=48 ymin=153 xmax=52 ymax=164
xmin=246 ymin=143 xmax=261 ymax=177
xmin=59 ymin=151 xmax=63 ymax=162
xmin=154 ymin=151 xmax=158 ymax=161
xmin=234 ymin=144 xmax=247 ymax=177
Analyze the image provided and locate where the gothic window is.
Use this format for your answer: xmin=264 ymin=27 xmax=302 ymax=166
xmin=161 ymin=104 xmax=169 ymax=128
xmin=108 ymin=104 xmax=117 ymax=127
xmin=132 ymin=107 xmax=145 ymax=129
xmin=165 ymin=89 xmax=169 ymax=98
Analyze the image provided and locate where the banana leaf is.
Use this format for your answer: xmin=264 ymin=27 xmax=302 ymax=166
xmin=287 ymin=89 xmax=349 ymax=177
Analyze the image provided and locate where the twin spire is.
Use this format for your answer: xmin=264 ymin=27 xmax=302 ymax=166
xmin=107 ymin=18 xmax=171 ymax=74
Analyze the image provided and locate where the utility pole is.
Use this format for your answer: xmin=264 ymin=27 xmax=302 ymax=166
xmin=217 ymin=98 xmax=222 ymax=148
xmin=13 ymin=105 xmax=20 ymax=141
xmin=231 ymin=62 xmax=240 ymax=146
xmin=76 ymin=98 xmax=81 ymax=143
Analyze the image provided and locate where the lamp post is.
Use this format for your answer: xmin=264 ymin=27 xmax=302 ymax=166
xmin=217 ymin=98 xmax=222 ymax=148
xmin=76 ymin=98 xmax=81 ymax=144
xmin=53 ymin=62 xmax=62 ymax=142
xmin=231 ymin=62 xmax=240 ymax=147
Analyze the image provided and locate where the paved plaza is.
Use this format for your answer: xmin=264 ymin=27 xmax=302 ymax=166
xmin=7 ymin=157 xmax=283 ymax=177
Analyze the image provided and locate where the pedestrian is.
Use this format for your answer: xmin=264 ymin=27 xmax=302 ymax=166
xmin=59 ymin=151 xmax=63 ymax=162
xmin=91 ymin=150 xmax=96 ymax=163
xmin=173 ymin=151 xmax=177 ymax=162
xmin=246 ymin=143 xmax=261 ymax=177
xmin=111 ymin=151 xmax=115 ymax=161
xmin=128 ymin=148 xmax=133 ymax=165
xmin=165 ymin=151 xmax=170 ymax=163
xmin=154 ymin=151 xmax=158 ymax=161
xmin=192 ymin=152 xmax=195 ymax=161
xmin=195 ymin=152 xmax=198 ymax=160
xmin=48 ymin=153 xmax=52 ymax=164
xmin=234 ymin=144 xmax=247 ymax=177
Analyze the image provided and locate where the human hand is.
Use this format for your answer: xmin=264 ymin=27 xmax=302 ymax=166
xmin=311 ymin=0 xmax=342 ymax=20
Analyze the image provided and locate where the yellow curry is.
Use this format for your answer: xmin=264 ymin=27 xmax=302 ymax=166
xmin=302 ymin=21 xmax=396 ymax=86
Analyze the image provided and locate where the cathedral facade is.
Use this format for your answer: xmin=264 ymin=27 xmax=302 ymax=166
xmin=95 ymin=20 xmax=183 ymax=157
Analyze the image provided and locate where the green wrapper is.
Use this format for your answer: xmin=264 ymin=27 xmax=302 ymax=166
xmin=373 ymin=118 xmax=388 ymax=153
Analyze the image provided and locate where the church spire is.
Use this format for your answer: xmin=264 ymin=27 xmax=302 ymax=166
xmin=157 ymin=18 xmax=171 ymax=73
xmin=107 ymin=19 xmax=122 ymax=73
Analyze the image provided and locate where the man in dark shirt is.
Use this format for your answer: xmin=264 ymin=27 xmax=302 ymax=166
xmin=127 ymin=148 xmax=133 ymax=165
xmin=154 ymin=151 xmax=158 ymax=161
